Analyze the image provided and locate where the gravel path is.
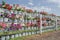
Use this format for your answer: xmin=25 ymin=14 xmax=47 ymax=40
xmin=25 ymin=30 xmax=60 ymax=40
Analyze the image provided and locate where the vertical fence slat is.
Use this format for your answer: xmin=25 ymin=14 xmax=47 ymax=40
xmin=40 ymin=14 xmax=42 ymax=34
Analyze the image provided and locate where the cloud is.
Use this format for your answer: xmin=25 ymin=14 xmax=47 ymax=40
xmin=47 ymin=0 xmax=60 ymax=8
xmin=32 ymin=6 xmax=52 ymax=12
xmin=29 ymin=0 xmax=33 ymax=2
xmin=47 ymin=0 xmax=60 ymax=3
xmin=24 ymin=6 xmax=52 ymax=12
xmin=57 ymin=5 xmax=60 ymax=8
xmin=41 ymin=6 xmax=51 ymax=11
xmin=24 ymin=6 xmax=31 ymax=9
xmin=28 ymin=0 xmax=34 ymax=6
xmin=28 ymin=2 xmax=34 ymax=6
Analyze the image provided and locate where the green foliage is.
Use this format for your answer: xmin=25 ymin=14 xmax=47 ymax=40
xmin=0 ymin=26 xmax=2 ymax=28
xmin=2 ymin=1 xmax=5 ymax=5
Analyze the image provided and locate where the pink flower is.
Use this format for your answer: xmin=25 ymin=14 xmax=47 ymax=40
xmin=10 ymin=23 xmax=22 ymax=30
xmin=7 ymin=14 xmax=11 ymax=18
xmin=0 ymin=22 xmax=2 ymax=26
xmin=11 ymin=13 xmax=16 ymax=17
xmin=16 ymin=24 xmax=22 ymax=29
xmin=11 ymin=23 xmax=17 ymax=27
xmin=2 ymin=23 xmax=7 ymax=28
xmin=0 ymin=22 xmax=7 ymax=28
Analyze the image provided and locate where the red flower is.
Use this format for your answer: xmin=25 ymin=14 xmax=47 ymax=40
xmin=4 ymin=4 xmax=9 ymax=9
xmin=26 ymin=9 xmax=33 ymax=13
xmin=26 ymin=22 xmax=34 ymax=27
xmin=5 ymin=4 xmax=9 ymax=7
xmin=7 ymin=6 xmax=12 ymax=10
xmin=40 ymin=11 xmax=48 ymax=15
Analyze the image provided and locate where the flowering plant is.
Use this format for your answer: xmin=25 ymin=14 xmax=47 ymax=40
xmin=50 ymin=14 xmax=56 ymax=16
xmin=9 ymin=13 xmax=16 ymax=20
xmin=2 ymin=3 xmax=12 ymax=10
xmin=42 ymin=17 xmax=46 ymax=21
xmin=42 ymin=23 xmax=48 ymax=26
xmin=40 ymin=11 xmax=48 ymax=15
xmin=26 ymin=9 xmax=33 ymax=13
xmin=4 ymin=13 xmax=9 ymax=18
xmin=25 ymin=22 xmax=34 ymax=27
xmin=10 ymin=23 xmax=22 ymax=31
xmin=36 ymin=19 xmax=41 ymax=27
xmin=15 ymin=6 xmax=22 ymax=11
xmin=0 ymin=22 xmax=7 ymax=30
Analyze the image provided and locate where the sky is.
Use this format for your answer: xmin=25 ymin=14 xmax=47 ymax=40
xmin=0 ymin=0 xmax=60 ymax=16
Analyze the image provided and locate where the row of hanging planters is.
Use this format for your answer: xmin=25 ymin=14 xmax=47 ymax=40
xmin=0 ymin=21 xmax=40 ymax=31
xmin=0 ymin=1 xmax=24 ymax=12
xmin=40 ymin=11 xmax=56 ymax=27
xmin=42 ymin=17 xmax=56 ymax=26
xmin=0 ymin=13 xmax=41 ymax=26
xmin=0 ymin=22 xmax=22 ymax=31
xmin=0 ymin=1 xmax=35 ymax=13
xmin=0 ymin=11 xmax=56 ymax=29
xmin=0 ymin=11 xmax=56 ymax=30
xmin=40 ymin=11 xmax=56 ymax=33
xmin=0 ymin=13 xmax=40 ymax=21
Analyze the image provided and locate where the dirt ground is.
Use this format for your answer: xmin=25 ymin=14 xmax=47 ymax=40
xmin=25 ymin=30 xmax=60 ymax=40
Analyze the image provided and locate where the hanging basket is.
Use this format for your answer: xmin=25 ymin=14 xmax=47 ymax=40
xmin=40 ymin=11 xmax=48 ymax=15
xmin=42 ymin=23 xmax=48 ymax=26
xmin=9 ymin=13 xmax=16 ymax=20
xmin=26 ymin=9 xmax=33 ymax=13
xmin=50 ymin=14 xmax=56 ymax=16
xmin=0 ymin=22 xmax=7 ymax=30
xmin=42 ymin=17 xmax=46 ymax=21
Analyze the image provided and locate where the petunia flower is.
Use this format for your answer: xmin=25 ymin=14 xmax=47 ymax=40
xmin=0 ymin=22 xmax=7 ymax=28
xmin=9 ymin=13 xmax=16 ymax=20
xmin=16 ymin=24 xmax=22 ymax=29
xmin=7 ymin=5 xmax=12 ymax=10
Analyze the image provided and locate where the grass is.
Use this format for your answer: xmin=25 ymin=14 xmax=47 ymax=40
xmin=0 ymin=29 xmax=40 ymax=36
xmin=9 ymin=30 xmax=56 ymax=40
xmin=9 ymin=35 xmax=32 ymax=40
xmin=0 ymin=26 xmax=60 ymax=40
xmin=9 ymin=27 xmax=60 ymax=40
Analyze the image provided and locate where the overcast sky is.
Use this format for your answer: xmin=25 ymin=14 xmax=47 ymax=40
xmin=0 ymin=0 xmax=60 ymax=16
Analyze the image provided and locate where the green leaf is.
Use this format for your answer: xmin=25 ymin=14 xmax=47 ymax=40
xmin=2 ymin=1 xmax=5 ymax=5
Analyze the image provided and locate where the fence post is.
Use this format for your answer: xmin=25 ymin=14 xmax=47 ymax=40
xmin=40 ymin=14 xmax=42 ymax=34
xmin=55 ymin=16 xmax=57 ymax=30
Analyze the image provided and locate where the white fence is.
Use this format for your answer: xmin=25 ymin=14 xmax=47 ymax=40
xmin=0 ymin=8 xmax=60 ymax=40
